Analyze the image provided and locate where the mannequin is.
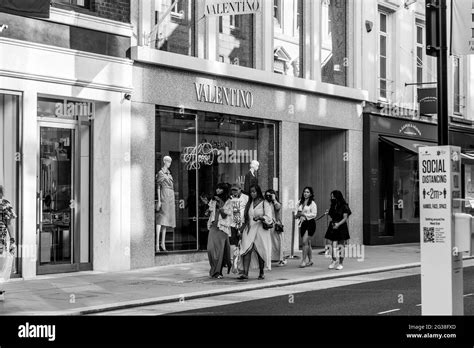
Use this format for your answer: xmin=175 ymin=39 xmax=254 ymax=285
xmin=156 ymin=156 xmax=176 ymax=252
xmin=243 ymin=160 xmax=259 ymax=195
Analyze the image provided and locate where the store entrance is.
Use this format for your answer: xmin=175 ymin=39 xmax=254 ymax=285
xmin=37 ymin=116 xmax=91 ymax=274
xmin=299 ymin=127 xmax=347 ymax=248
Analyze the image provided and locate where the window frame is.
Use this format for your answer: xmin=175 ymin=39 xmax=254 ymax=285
xmin=453 ymin=56 xmax=463 ymax=116
xmin=378 ymin=10 xmax=392 ymax=102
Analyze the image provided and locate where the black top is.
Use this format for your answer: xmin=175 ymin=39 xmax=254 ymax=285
xmin=325 ymin=203 xmax=352 ymax=241
xmin=243 ymin=171 xmax=258 ymax=195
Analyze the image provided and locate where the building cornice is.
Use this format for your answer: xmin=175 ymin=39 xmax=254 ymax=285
xmin=46 ymin=7 xmax=133 ymax=37
xmin=131 ymin=46 xmax=369 ymax=103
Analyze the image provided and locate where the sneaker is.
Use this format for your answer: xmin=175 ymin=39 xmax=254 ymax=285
xmin=277 ymin=260 xmax=286 ymax=267
xmin=299 ymin=262 xmax=307 ymax=268
xmin=336 ymin=264 xmax=344 ymax=270
xmin=328 ymin=261 xmax=337 ymax=269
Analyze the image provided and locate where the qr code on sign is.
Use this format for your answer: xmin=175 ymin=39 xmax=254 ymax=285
xmin=423 ymin=227 xmax=435 ymax=243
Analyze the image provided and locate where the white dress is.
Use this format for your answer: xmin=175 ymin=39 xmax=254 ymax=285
xmin=240 ymin=200 xmax=273 ymax=271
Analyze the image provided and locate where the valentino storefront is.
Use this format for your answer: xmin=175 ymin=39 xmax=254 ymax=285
xmin=363 ymin=105 xmax=474 ymax=245
xmin=130 ymin=48 xmax=366 ymax=268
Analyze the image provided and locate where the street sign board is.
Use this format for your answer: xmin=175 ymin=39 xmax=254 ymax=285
xmin=419 ymin=145 xmax=463 ymax=315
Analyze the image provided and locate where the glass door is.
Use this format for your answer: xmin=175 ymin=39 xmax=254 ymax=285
xmin=37 ymin=124 xmax=79 ymax=274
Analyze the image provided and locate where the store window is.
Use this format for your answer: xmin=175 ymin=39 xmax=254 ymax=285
xmin=378 ymin=141 xmax=420 ymax=236
xmin=155 ymin=106 xmax=278 ymax=252
xmin=0 ymin=93 xmax=20 ymax=275
xmin=151 ymin=0 xmax=195 ymax=56
xmin=217 ymin=14 xmax=254 ymax=68
xmin=465 ymin=164 xmax=474 ymax=213
xmin=321 ymin=0 xmax=347 ymax=86
xmin=273 ymin=0 xmax=303 ymax=77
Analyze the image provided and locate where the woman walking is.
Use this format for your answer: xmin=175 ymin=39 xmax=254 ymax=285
xmin=0 ymin=185 xmax=17 ymax=301
xmin=207 ymin=183 xmax=233 ymax=279
xmin=325 ymin=190 xmax=352 ymax=270
xmin=296 ymin=187 xmax=317 ymax=268
xmin=265 ymin=190 xmax=285 ymax=267
xmin=239 ymin=185 xmax=272 ymax=280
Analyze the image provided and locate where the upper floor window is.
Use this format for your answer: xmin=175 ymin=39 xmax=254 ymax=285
xmin=321 ymin=0 xmax=347 ymax=87
xmin=378 ymin=11 xmax=391 ymax=100
xmin=54 ymin=0 xmax=91 ymax=8
xmin=273 ymin=0 xmax=303 ymax=77
xmin=217 ymin=14 xmax=254 ymax=68
xmin=453 ymin=56 xmax=462 ymax=115
xmin=416 ymin=25 xmax=424 ymax=84
xmin=274 ymin=0 xmax=282 ymax=27
xmin=151 ymin=0 xmax=195 ymax=57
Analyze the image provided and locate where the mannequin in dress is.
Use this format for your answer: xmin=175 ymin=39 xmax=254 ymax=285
xmin=243 ymin=160 xmax=259 ymax=195
xmin=156 ymin=156 xmax=176 ymax=252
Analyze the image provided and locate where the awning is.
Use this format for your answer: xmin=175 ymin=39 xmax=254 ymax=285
xmin=462 ymin=153 xmax=474 ymax=161
xmin=380 ymin=136 xmax=436 ymax=154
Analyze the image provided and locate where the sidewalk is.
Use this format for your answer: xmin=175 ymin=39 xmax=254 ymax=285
xmin=0 ymin=243 xmax=438 ymax=315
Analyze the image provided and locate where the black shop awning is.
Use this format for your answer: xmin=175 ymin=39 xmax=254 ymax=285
xmin=0 ymin=0 xmax=50 ymax=18
xmin=380 ymin=136 xmax=436 ymax=155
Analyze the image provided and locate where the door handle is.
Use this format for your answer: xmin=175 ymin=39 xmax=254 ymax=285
xmin=36 ymin=190 xmax=43 ymax=233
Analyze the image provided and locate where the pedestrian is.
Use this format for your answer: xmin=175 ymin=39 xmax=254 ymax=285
xmin=296 ymin=187 xmax=317 ymax=268
xmin=229 ymin=183 xmax=248 ymax=274
xmin=0 ymin=185 xmax=17 ymax=301
xmin=325 ymin=190 xmax=352 ymax=270
xmin=206 ymin=183 xmax=233 ymax=279
xmin=265 ymin=189 xmax=286 ymax=267
xmin=238 ymin=185 xmax=272 ymax=280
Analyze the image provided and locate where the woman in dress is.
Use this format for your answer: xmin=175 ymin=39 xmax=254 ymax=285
xmin=156 ymin=156 xmax=176 ymax=252
xmin=0 ymin=185 xmax=17 ymax=301
xmin=207 ymin=183 xmax=233 ymax=279
xmin=325 ymin=190 xmax=351 ymax=270
xmin=296 ymin=187 xmax=317 ymax=268
xmin=238 ymin=185 xmax=273 ymax=280
xmin=265 ymin=189 xmax=285 ymax=267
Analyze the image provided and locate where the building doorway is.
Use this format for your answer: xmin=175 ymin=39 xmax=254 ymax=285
xmin=299 ymin=127 xmax=346 ymax=248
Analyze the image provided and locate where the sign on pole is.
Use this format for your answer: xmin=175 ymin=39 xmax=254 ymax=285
xmin=419 ymin=146 xmax=463 ymax=315
xmin=418 ymin=87 xmax=437 ymax=115
xmin=204 ymin=0 xmax=261 ymax=17
xmin=451 ymin=0 xmax=474 ymax=55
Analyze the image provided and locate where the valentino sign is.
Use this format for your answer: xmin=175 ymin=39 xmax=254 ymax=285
xmin=204 ymin=0 xmax=261 ymax=17
xmin=194 ymin=83 xmax=254 ymax=109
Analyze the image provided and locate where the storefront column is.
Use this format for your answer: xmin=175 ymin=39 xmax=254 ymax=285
xmin=93 ymin=97 xmax=132 ymax=272
xmin=21 ymin=89 xmax=39 ymax=279
xmin=130 ymin=101 xmax=156 ymax=269
xmin=280 ymin=121 xmax=299 ymax=255
xmin=346 ymin=129 xmax=363 ymax=245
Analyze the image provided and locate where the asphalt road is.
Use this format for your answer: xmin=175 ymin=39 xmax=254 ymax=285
xmin=170 ymin=266 xmax=474 ymax=316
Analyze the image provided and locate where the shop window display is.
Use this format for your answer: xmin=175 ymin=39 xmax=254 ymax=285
xmin=155 ymin=107 xmax=278 ymax=252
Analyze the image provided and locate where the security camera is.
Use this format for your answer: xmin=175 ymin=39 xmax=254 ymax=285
xmin=124 ymin=93 xmax=132 ymax=101
xmin=0 ymin=24 xmax=8 ymax=33
xmin=365 ymin=21 xmax=373 ymax=33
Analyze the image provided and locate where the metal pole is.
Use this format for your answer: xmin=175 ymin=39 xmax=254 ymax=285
xmin=437 ymin=0 xmax=449 ymax=146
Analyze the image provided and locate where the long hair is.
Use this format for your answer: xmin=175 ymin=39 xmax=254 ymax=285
xmin=0 ymin=185 xmax=4 ymax=198
xmin=330 ymin=190 xmax=347 ymax=211
xmin=299 ymin=187 xmax=315 ymax=207
xmin=215 ymin=182 xmax=230 ymax=202
xmin=244 ymin=185 xmax=264 ymax=223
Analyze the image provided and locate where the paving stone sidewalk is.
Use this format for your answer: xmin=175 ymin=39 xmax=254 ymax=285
xmin=0 ymin=243 xmax=442 ymax=315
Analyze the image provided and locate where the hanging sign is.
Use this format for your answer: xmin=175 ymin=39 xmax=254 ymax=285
xmin=418 ymin=88 xmax=437 ymax=115
xmin=204 ymin=0 xmax=261 ymax=17
xmin=451 ymin=0 xmax=474 ymax=55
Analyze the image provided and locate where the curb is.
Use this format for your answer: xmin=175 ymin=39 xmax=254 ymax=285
xmin=77 ymin=262 xmax=423 ymax=315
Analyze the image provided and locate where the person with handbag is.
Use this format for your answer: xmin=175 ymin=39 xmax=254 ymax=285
xmin=265 ymin=189 xmax=286 ymax=267
xmin=325 ymin=190 xmax=352 ymax=270
xmin=0 ymin=185 xmax=17 ymax=301
xmin=296 ymin=187 xmax=318 ymax=268
xmin=206 ymin=183 xmax=233 ymax=279
xmin=238 ymin=185 xmax=273 ymax=280
xmin=229 ymin=183 xmax=248 ymax=274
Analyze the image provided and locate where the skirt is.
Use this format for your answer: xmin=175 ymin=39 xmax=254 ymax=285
xmin=325 ymin=222 xmax=350 ymax=242
xmin=207 ymin=224 xmax=232 ymax=277
xmin=300 ymin=219 xmax=316 ymax=238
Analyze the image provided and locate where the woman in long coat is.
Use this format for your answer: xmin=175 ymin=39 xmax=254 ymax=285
xmin=238 ymin=185 xmax=273 ymax=280
xmin=207 ymin=183 xmax=233 ymax=279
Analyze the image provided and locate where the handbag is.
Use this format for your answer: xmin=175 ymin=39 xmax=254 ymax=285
xmin=261 ymin=202 xmax=274 ymax=230
xmin=274 ymin=221 xmax=284 ymax=233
